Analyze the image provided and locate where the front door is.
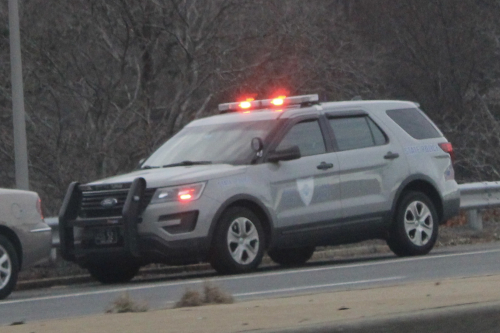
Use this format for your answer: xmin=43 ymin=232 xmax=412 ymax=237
xmin=266 ymin=117 xmax=341 ymax=235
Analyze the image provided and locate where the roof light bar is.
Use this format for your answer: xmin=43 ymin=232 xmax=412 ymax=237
xmin=218 ymin=94 xmax=319 ymax=113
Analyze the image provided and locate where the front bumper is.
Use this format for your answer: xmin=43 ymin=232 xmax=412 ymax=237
xmin=59 ymin=178 xmax=147 ymax=263
xmin=58 ymin=178 xmax=219 ymax=265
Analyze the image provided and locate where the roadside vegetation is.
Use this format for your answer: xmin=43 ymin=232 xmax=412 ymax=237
xmin=102 ymin=282 xmax=233 ymax=313
xmin=175 ymin=281 xmax=234 ymax=308
xmin=106 ymin=292 xmax=149 ymax=313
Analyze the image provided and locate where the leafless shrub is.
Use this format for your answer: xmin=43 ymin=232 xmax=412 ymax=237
xmin=175 ymin=281 xmax=234 ymax=308
xmin=106 ymin=292 xmax=148 ymax=313
xmin=175 ymin=289 xmax=204 ymax=308
xmin=203 ymin=281 xmax=234 ymax=305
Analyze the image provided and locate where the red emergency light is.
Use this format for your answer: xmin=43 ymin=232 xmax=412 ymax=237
xmin=218 ymin=94 xmax=319 ymax=113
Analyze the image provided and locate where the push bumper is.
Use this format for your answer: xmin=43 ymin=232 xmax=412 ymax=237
xmin=58 ymin=178 xmax=146 ymax=263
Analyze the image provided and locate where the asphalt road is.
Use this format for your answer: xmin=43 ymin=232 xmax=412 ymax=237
xmin=1 ymin=243 xmax=500 ymax=326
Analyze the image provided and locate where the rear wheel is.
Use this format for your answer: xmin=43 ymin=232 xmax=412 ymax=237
xmin=268 ymin=246 xmax=315 ymax=266
xmin=387 ymin=191 xmax=438 ymax=256
xmin=87 ymin=261 xmax=140 ymax=284
xmin=0 ymin=235 xmax=19 ymax=300
xmin=209 ymin=206 xmax=265 ymax=274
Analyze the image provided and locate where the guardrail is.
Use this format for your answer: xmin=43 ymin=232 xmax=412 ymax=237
xmin=43 ymin=182 xmax=499 ymax=248
xmin=458 ymin=182 xmax=500 ymax=231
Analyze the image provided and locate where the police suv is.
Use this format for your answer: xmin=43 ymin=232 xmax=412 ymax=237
xmin=59 ymin=94 xmax=460 ymax=283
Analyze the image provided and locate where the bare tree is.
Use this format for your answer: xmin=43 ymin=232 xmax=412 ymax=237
xmin=4 ymin=0 xmax=499 ymax=213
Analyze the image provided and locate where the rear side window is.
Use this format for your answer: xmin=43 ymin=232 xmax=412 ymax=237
xmin=386 ymin=108 xmax=441 ymax=139
xmin=328 ymin=116 xmax=387 ymax=151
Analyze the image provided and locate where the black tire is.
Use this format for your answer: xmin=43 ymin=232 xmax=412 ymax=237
xmin=387 ymin=191 xmax=439 ymax=256
xmin=209 ymin=206 xmax=265 ymax=274
xmin=87 ymin=261 xmax=140 ymax=284
xmin=268 ymin=246 xmax=315 ymax=266
xmin=0 ymin=235 xmax=20 ymax=300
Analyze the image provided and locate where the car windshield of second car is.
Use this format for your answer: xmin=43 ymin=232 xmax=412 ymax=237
xmin=143 ymin=120 xmax=277 ymax=167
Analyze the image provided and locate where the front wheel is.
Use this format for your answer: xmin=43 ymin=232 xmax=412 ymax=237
xmin=387 ymin=191 xmax=438 ymax=256
xmin=268 ymin=247 xmax=315 ymax=266
xmin=0 ymin=235 xmax=19 ymax=300
xmin=209 ymin=206 xmax=265 ymax=274
xmin=87 ymin=261 xmax=140 ymax=284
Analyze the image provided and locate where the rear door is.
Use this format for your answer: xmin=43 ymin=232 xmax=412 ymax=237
xmin=324 ymin=110 xmax=409 ymax=223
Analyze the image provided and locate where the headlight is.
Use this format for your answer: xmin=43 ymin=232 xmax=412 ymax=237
xmin=151 ymin=182 xmax=206 ymax=204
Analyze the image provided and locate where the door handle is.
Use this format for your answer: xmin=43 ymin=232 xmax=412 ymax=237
xmin=317 ymin=162 xmax=334 ymax=170
xmin=384 ymin=152 xmax=400 ymax=160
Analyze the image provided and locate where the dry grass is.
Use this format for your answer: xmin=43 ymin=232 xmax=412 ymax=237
xmin=175 ymin=281 xmax=234 ymax=308
xmin=203 ymin=281 xmax=234 ymax=304
xmin=175 ymin=289 xmax=204 ymax=308
xmin=106 ymin=292 xmax=149 ymax=313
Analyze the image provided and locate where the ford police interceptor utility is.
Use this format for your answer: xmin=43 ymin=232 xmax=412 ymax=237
xmin=59 ymin=94 xmax=460 ymax=283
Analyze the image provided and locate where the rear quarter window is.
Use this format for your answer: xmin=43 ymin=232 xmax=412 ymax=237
xmin=386 ymin=108 xmax=441 ymax=140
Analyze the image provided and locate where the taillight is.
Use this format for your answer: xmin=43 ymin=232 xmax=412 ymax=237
xmin=36 ymin=197 xmax=44 ymax=220
xmin=439 ymin=142 xmax=455 ymax=163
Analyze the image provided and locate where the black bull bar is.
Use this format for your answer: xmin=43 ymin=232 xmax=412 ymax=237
xmin=58 ymin=178 xmax=147 ymax=262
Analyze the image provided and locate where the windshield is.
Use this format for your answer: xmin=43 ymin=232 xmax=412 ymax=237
xmin=142 ymin=120 xmax=277 ymax=167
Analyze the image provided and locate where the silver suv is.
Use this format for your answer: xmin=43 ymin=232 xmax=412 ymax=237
xmin=59 ymin=95 xmax=460 ymax=283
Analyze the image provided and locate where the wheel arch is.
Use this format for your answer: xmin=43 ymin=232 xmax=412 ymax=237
xmin=391 ymin=175 xmax=444 ymax=225
xmin=207 ymin=194 xmax=276 ymax=250
xmin=0 ymin=225 xmax=23 ymax=268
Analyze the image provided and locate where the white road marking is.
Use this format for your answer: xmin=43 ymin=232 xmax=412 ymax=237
xmin=0 ymin=279 xmax=205 ymax=305
xmin=2 ymin=247 xmax=499 ymax=306
xmin=230 ymin=248 xmax=500 ymax=279
xmin=233 ymin=276 xmax=405 ymax=297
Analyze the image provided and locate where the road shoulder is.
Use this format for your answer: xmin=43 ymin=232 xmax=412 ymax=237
xmin=2 ymin=274 xmax=500 ymax=333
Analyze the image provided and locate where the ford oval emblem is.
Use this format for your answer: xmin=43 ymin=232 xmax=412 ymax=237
xmin=101 ymin=198 xmax=118 ymax=208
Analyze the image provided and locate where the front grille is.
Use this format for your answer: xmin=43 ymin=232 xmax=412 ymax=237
xmin=78 ymin=185 xmax=156 ymax=218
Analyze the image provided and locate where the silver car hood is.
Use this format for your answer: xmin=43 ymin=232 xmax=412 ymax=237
xmin=88 ymin=164 xmax=247 ymax=188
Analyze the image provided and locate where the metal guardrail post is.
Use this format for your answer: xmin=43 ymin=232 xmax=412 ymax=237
xmin=458 ymin=182 xmax=500 ymax=232
xmin=466 ymin=209 xmax=483 ymax=231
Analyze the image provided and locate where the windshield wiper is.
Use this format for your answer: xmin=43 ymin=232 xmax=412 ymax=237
xmin=162 ymin=160 xmax=212 ymax=168
xmin=141 ymin=165 xmax=160 ymax=169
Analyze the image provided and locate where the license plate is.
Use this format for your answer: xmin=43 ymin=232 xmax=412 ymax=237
xmin=94 ymin=228 xmax=118 ymax=245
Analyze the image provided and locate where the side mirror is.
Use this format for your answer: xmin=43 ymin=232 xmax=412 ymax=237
xmin=251 ymin=137 xmax=263 ymax=152
xmin=267 ymin=145 xmax=301 ymax=163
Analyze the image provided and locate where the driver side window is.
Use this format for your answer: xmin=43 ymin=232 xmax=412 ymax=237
xmin=275 ymin=120 xmax=326 ymax=157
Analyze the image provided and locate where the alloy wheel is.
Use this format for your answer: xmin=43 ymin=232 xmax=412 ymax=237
xmin=403 ymin=200 xmax=434 ymax=246
xmin=0 ymin=245 xmax=12 ymax=290
xmin=226 ymin=217 xmax=260 ymax=265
